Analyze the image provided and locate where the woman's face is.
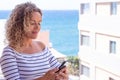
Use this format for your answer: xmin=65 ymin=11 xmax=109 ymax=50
xmin=26 ymin=12 xmax=42 ymax=39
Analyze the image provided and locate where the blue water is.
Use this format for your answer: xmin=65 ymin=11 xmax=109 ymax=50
xmin=0 ymin=10 xmax=79 ymax=56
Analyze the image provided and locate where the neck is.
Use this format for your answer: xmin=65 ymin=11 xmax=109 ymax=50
xmin=24 ymin=39 xmax=33 ymax=48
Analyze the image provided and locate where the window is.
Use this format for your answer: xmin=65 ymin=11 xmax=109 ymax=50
xmin=109 ymin=77 xmax=115 ymax=80
xmin=81 ymin=65 xmax=90 ymax=77
xmin=109 ymin=41 xmax=116 ymax=53
xmin=81 ymin=35 xmax=89 ymax=46
xmin=111 ymin=2 xmax=117 ymax=15
xmin=81 ymin=3 xmax=90 ymax=14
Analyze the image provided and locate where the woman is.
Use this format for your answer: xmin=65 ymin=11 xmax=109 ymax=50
xmin=0 ymin=2 xmax=68 ymax=80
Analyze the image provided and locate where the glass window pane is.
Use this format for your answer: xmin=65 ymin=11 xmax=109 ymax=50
xmin=110 ymin=41 xmax=116 ymax=53
xmin=81 ymin=65 xmax=90 ymax=77
xmin=81 ymin=35 xmax=89 ymax=46
xmin=111 ymin=2 xmax=117 ymax=15
xmin=81 ymin=3 xmax=90 ymax=14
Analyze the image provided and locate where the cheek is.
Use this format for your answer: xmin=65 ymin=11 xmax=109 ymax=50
xmin=24 ymin=31 xmax=30 ymax=37
xmin=38 ymin=26 xmax=41 ymax=31
xmin=26 ymin=26 xmax=33 ymax=31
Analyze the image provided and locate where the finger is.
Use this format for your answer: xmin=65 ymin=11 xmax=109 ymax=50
xmin=59 ymin=71 xmax=69 ymax=79
xmin=60 ymin=67 xmax=67 ymax=73
xmin=55 ymin=74 xmax=60 ymax=80
xmin=51 ymin=68 xmax=59 ymax=73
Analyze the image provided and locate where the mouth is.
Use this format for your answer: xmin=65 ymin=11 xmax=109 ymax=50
xmin=32 ymin=31 xmax=38 ymax=34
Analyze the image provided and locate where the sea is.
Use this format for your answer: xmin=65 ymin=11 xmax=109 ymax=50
xmin=0 ymin=10 xmax=79 ymax=56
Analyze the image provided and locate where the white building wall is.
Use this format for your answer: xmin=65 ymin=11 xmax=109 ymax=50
xmin=96 ymin=67 xmax=120 ymax=80
xmin=117 ymin=2 xmax=120 ymax=15
xmin=96 ymin=33 xmax=120 ymax=57
xmin=96 ymin=3 xmax=111 ymax=15
xmin=79 ymin=46 xmax=120 ymax=80
xmin=78 ymin=0 xmax=120 ymax=80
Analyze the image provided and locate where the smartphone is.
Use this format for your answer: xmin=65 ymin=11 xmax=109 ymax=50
xmin=55 ymin=61 xmax=66 ymax=73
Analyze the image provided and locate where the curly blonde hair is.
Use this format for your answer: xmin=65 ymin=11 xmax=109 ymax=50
xmin=5 ymin=2 xmax=42 ymax=50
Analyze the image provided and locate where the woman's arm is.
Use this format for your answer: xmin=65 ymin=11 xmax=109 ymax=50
xmin=0 ymin=49 xmax=21 ymax=80
xmin=48 ymin=49 xmax=69 ymax=80
xmin=34 ymin=68 xmax=58 ymax=80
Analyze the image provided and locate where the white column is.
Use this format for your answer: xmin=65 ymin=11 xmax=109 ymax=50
xmin=90 ymin=63 xmax=96 ymax=80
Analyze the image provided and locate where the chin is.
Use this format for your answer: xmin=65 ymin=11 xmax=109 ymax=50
xmin=32 ymin=36 xmax=37 ymax=39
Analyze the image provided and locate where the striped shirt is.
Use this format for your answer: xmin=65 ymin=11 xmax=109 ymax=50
xmin=0 ymin=46 xmax=60 ymax=80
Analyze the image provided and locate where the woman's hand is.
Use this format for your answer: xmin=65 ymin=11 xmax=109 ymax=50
xmin=43 ymin=68 xmax=58 ymax=80
xmin=35 ymin=67 xmax=69 ymax=80
xmin=35 ymin=68 xmax=58 ymax=80
xmin=55 ymin=67 xmax=69 ymax=80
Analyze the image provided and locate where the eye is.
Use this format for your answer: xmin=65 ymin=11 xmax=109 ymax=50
xmin=38 ymin=22 xmax=41 ymax=25
xmin=30 ymin=22 xmax=36 ymax=25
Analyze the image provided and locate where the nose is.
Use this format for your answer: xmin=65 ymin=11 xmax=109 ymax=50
xmin=35 ymin=23 xmax=40 ymax=29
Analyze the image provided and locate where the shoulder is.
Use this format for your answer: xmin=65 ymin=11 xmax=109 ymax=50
xmin=0 ymin=46 xmax=16 ymax=62
xmin=35 ymin=41 xmax=46 ymax=51
xmin=2 ymin=46 xmax=15 ymax=56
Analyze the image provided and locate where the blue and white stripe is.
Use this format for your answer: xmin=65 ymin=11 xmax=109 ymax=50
xmin=0 ymin=46 xmax=60 ymax=80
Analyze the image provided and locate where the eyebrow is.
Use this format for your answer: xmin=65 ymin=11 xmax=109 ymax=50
xmin=31 ymin=19 xmax=42 ymax=22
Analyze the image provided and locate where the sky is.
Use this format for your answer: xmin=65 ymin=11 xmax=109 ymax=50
xmin=0 ymin=0 xmax=80 ymax=10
